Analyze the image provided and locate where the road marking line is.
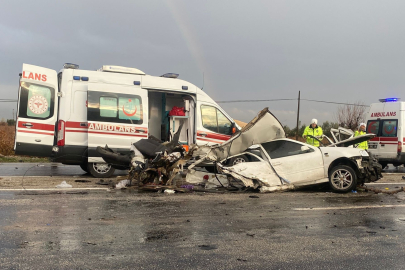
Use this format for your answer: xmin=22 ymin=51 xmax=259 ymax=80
xmin=0 ymin=188 xmax=109 ymax=191
xmin=367 ymin=183 xmax=405 ymax=185
xmin=294 ymin=205 xmax=405 ymax=211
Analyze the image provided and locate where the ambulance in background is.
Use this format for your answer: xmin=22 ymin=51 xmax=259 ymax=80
xmin=14 ymin=63 xmax=239 ymax=177
xmin=365 ymin=98 xmax=404 ymax=168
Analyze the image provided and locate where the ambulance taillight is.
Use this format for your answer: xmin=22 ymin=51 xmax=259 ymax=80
xmin=57 ymin=120 xmax=65 ymax=146
xmin=398 ymin=141 xmax=402 ymax=154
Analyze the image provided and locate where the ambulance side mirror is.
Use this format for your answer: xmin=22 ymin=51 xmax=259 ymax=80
xmin=231 ymin=122 xmax=237 ymax=134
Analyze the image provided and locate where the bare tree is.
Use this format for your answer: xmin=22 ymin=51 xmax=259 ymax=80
xmin=335 ymin=101 xmax=367 ymax=130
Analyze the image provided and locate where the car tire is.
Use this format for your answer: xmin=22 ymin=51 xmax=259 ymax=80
xmin=87 ymin=162 xmax=115 ymax=178
xmin=329 ymin=165 xmax=357 ymax=193
xmin=227 ymin=155 xmax=249 ymax=166
xmin=79 ymin=163 xmax=89 ymax=173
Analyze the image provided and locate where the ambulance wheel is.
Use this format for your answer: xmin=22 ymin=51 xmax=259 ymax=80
xmin=329 ymin=165 xmax=357 ymax=193
xmin=79 ymin=163 xmax=89 ymax=173
xmin=87 ymin=163 xmax=115 ymax=178
xmin=379 ymin=162 xmax=388 ymax=169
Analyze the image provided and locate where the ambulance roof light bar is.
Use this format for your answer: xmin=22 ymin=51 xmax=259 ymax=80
xmin=379 ymin=98 xmax=400 ymax=103
xmin=161 ymin=73 xmax=179 ymax=78
xmin=64 ymin=63 xmax=79 ymax=69
xmin=98 ymin=65 xmax=146 ymax=75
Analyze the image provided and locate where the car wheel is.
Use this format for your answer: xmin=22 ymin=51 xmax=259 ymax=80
xmin=79 ymin=163 xmax=89 ymax=173
xmin=329 ymin=165 xmax=357 ymax=193
xmin=227 ymin=155 xmax=249 ymax=166
xmin=87 ymin=162 xmax=115 ymax=178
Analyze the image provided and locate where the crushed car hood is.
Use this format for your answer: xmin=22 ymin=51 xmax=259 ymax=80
xmin=328 ymin=134 xmax=375 ymax=147
xmin=193 ymin=108 xmax=285 ymax=163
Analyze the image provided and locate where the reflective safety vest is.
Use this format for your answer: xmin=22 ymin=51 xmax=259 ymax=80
xmin=302 ymin=126 xmax=323 ymax=147
xmin=354 ymin=130 xmax=368 ymax=150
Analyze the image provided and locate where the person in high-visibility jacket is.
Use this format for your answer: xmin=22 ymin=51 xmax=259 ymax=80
xmin=354 ymin=122 xmax=368 ymax=150
xmin=302 ymin=119 xmax=323 ymax=147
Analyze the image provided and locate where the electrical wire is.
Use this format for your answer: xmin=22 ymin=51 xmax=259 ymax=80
xmin=216 ymin=98 xmax=369 ymax=107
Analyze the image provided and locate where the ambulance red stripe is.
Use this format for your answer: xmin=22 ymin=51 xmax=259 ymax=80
xmin=197 ymin=137 xmax=224 ymax=143
xmin=87 ymin=131 xmax=147 ymax=137
xmin=197 ymin=131 xmax=231 ymax=141
xmin=66 ymin=121 xmax=88 ymax=129
xmin=18 ymin=121 xmax=54 ymax=131
xmin=369 ymin=137 xmax=398 ymax=142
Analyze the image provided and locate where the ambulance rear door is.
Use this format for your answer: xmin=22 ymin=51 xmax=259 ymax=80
xmin=87 ymin=82 xmax=148 ymax=163
xmin=14 ymin=64 xmax=58 ymax=157
xmin=367 ymin=118 xmax=399 ymax=159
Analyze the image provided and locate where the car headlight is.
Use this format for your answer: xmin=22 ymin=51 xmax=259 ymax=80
xmin=360 ymin=150 xmax=369 ymax=157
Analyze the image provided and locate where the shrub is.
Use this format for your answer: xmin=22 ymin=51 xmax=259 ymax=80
xmin=0 ymin=126 xmax=15 ymax=156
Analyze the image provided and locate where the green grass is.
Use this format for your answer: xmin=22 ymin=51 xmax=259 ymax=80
xmin=0 ymin=156 xmax=50 ymax=163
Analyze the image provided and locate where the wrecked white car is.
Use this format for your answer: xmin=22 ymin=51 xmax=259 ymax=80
xmin=193 ymin=108 xmax=382 ymax=193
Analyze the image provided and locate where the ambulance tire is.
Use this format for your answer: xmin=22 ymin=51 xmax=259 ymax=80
xmin=328 ymin=165 xmax=357 ymax=193
xmin=87 ymin=163 xmax=115 ymax=178
xmin=79 ymin=163 xmax=89 ymax=173
xmin=379 ymin=162 xmax=388 ymax=169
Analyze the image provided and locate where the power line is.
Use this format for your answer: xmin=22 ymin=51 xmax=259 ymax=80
xmin=301 ymin=99 xmax=369 ymax=107
xmin=0 ymin=98 xmax=370 ymax=107
xmin=216 ymin=98 xmax=296 ymax=103
xmin=216 ymin=98 xmax=369 ymax=107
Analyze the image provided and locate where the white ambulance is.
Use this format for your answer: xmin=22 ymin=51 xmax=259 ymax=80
xmin=14 ymin=63 xmax=238 ymax=177
xmin=365 ymin=98 xmax=404 ymax=168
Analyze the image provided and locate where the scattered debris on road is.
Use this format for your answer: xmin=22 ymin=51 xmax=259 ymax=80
xmin=56 ymin=181 xmax=72 ymax=188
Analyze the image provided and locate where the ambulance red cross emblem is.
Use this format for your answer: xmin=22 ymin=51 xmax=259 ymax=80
xmin=122 ymin=99 xmax=137 ymax=117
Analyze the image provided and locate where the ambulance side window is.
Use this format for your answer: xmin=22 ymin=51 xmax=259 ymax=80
xmin=88 ymin=91 xmax=143 ymax=124
xmin=366 ymin=120 xmax=379 ymax=135
xmin=381 ymin=120 xmax=397 ymax=137
xmin=201 ymin=105 xmax=232 ymax=135
xmin=18 ymin=82 xmax=54 ymax=120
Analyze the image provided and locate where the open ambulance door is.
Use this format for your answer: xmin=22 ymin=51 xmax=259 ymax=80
xmin=14 ymin=64 xmax=59 ymax=157
xmin=87 ymin=82 xmax=148 ymax=166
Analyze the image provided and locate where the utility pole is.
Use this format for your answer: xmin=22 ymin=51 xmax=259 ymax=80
xmin=295 ymin=91 xmax=300 ymax=141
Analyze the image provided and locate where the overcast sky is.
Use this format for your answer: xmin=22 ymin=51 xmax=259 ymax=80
xmin=1 ymin=0 xmax=405 ymax=127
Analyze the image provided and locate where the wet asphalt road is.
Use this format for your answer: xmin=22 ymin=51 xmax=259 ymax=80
xmin=0 ymin=188 xmax=405 ymax=269
xmin=0 ymin=163 xmax=128 ymax=177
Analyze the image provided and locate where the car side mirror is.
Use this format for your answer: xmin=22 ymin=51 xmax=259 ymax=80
xmin=301 ymin=145 xmax=310 ymax=152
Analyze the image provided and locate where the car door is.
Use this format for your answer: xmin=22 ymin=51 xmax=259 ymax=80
xmin=87 ymin=82 xmax=148 ymax=163
xmin=196 ymin=104 xmax=234 ymax=145
xmin=14 ymin=64 xmax=59 ymax=157
xmin=261 ymin=140 xmax=325 ymax=183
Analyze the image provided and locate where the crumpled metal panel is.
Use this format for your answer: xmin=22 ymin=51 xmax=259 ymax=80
xmin=193 ymin=108 xmax=285 ymax=163
xmin=217 ymin=162 xmax=283 ymax=189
